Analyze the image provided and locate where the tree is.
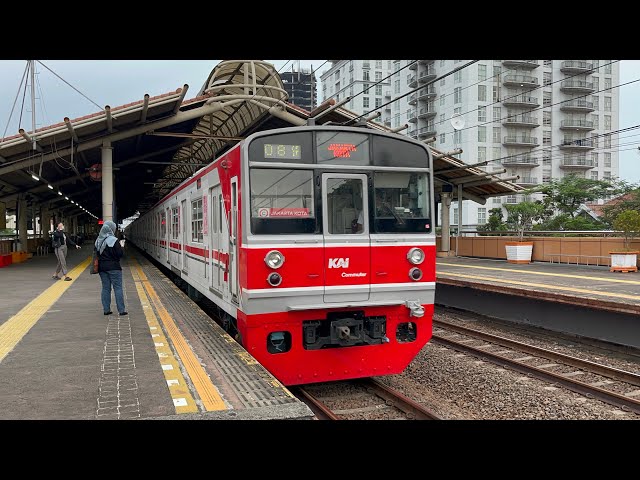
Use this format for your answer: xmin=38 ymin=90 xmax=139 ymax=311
xmin=600 ymin=189 xmax=640 ymax=228
xmin=477 ymin=207 xmax=507 ymax=233
xmin=532 ymin=175 xmax=634 ymax=219
xmin=613 ymin=209 xmax=640 ymax=251
xmin=504 ymin=201 xmax=546 ymax=241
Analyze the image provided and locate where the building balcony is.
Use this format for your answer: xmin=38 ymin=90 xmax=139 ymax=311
xmin=502 ymin=115 xmax=539 ymax=128
xmin=408 ymin=75 xmax=418 ymax=88
xmin=408 ymin=111 xmax=418 ymax=123
xmin=418 ymin=126 xmax=437 ymax=139
xmin=559 ymin=138 xmax=595 ymax=150
xmin=419 ymin=69 xmax=437 ymax=83
xmin=418 ymin=60 xmax=431 ymax=65
xmin=417 ymin=86 xmax=437 ymax=101
xmin=560 ymin=100 xmax=595 ymax=112
xmin=384 ymin=90 xmax=391 ymax=98
xmin=408 ymin=93 xmax=417 ymax=105
xmin=502 ymin=60 xmax=539 ymax=69
xmin=560 ymin=156 xmax=595 ymax=169
xmin=409 ymin=62 xmax=418 ymax=70
xmin=560 ymin=61 xmax=593 ymax=74
xmin=418 ymin=106 xmax=437 ymax=119
xmin=503 ymin=74 xmax=539 ymax=88
xmin=502 ymin=155 xmax=539 ymax=167
xmin=502 ymin=95 xmax=539 ymax=107
xmin=504 ymin=194 xmax=533 ymax=204
xmin=560 ymin=80 xmax=595 ymax=93
xmin=408 ymin=129 xmax=418 ymax=139
xmin=503 ymin=136 xmax=539 ymax=147
xmin=515 ymin=177 xmax=539 ymax=186
xmin=560 ymin=119 xmax=595 ymax=131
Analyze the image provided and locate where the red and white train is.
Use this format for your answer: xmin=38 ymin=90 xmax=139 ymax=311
xmin=127 ymin=125 xmax=436 ymax=386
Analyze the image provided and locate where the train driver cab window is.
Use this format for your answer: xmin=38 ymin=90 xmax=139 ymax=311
xmin=250 ymin=168 xmax=316 ymax=234
xmin=326 ymin=177 xmax=366 ymax=235
xmin=373 ymin=172 xmax=431 ymax=233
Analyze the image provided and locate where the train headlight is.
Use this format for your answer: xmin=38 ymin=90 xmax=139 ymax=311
xmin=267 ymin=272 xmax=282 ymax=287
xmin=409 ymin=267 xmax=423 ymax=281
xmin=407 ymin=248 xmax=425 ymax=265
xmin=264 ymin=250 xmax=285 ymax=269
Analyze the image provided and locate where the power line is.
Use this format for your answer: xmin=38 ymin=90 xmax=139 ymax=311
xmin=36 ymin=61 xmax=105 ymax=112
xmin=1 ymin=62 xmax=30 ymax=141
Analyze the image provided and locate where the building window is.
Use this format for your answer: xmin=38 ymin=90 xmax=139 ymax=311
xmin=604 ymin=61 xmax=611 ymax=74
xmin=543 ymin=72 xmax=552 ymax=86
xmin=543 ymin=60 xmax=552 ymax=66
xmin=492 ymin=86 xmax=500 ymax=102
xmin=591 ymin=152 xmax=598 ymax=166
xmin=543 ymin=91 xmax=551 ymax=106
xmin=478 ymin=126 xmax=486 ymax=142
xmin=604 ymin=135 xmax=611 ymax=148
xmin=478 ymin=64 xmax=487 ymax=81
xmin=375 ymin=84 xmax=383 ymax=96
xmin=454 ymin=70 xmax=461 ymax=83
xmin=375 ymin=97 xmax=382 ymax=108
xmin=604 ymin=77 xmax=612 ymax=91
xmin=453 ymin=208 xmax=458 ymax=225
xmin=394 ymin=61 xmax=400 ymax=72
xmin=191 ymin=198 xmax=203 ymax=242
xmin=478 ymin=85 xmax=487 ymax=101
xmin=375 ymin=60 xmax=382 ymax=69
xmin=493 ymin=106 xmax=501 ymax=121
xmin=493 ymin=65 xmax=501 ymax=77
xmin=477 ymin=208 xmax=487 ymax=225
xmin=591 ymin=171 xmax=598 ymax=180
xmin=593 ymin=96 xmax=599 ymax=110
xmin=543 ymin=150 xmax=552 ymax=165
xmin=478 ymin=146 xmax=486 ymax=161
xmin=605 ymin=152 xmax=611 ymax=167
xmin=440 ymin=59 xmax=445 ymax=67
xmin=478 ymin=106 xmax=486 ymax=122
xmin=172 ymin=207 xmax=179 ymax=239
xmin=440 ymin=77 xmax=446 ymax=86
xmin=454 ymin=87 xmax=462 ymax=104
xmin=592 ymin=115 xmax=599 ymax=129
xmin=543 ymin=131 xmax=551 ymax=145
xmin=394 ymin=79 xmax=400 ymax=93
xmin=603 ymin=171 xmax=611 ymax=180
xmin=454 ymin=107 xmax=461 ymax=116
xmin=440 ymin=95 xmax=445 ymax=106
xmin=493 ymin=127 xmax=501 ymax=143
xmin=363 ymin=61 xmax=370 ymax=69
xmin=604 ymin=97 xmax=612 ymax=112
xmin=454 ymin=130 xmax=462 ymax=144
xmin=604 ymin=115 xmax=611 ymax=129
xmin=363 ymin=97 xmax=370 ymax=108
xmin=493 ymin=147 xmax=501 ymax=161
xmin=375 ymin=71 xmax=382 ymax=81
xmin=593 ymin=77 xmax=599 ymax=91
xmin=439 ymin=133 xmax=446 ymax=144
xmin=543 ymin=111 xmax=551 ymax=126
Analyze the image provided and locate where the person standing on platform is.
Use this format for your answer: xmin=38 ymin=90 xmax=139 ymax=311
xmin=95 ymin=220 xmax=128 ymax=316
xmin=52 ymin=222 xmax=81 ymax=281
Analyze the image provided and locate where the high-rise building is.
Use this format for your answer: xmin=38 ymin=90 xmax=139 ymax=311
xmin=319 ymin=60 xmax=393 ymax=127
xmin=321 ymin=60 xmax=620 ymax=230
xmin=281 ymin=67 xmax=318 ymax=112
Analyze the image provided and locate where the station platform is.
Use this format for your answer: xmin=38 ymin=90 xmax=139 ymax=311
xmin=436 ymin=256 xmax=640 ymax=349
xmin=0 ymin=246 xmax=313 ymax=420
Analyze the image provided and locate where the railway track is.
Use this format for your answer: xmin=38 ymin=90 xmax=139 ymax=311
xmin=432 ymin=319 xmax=640 ymax=415
xmin=295 ymin=378 xmax=442 ymax=420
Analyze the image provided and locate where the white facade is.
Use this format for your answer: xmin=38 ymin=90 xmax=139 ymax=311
xmin=320 ymin=60 xmax=393 ymax=127
xmin=321 ymin=60 xmax=620 ymax=231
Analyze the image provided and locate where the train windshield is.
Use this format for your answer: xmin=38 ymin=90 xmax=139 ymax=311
xmin=373 ymin=172 xmax=431 ymax=233
xmin=249 ymin=169 xmax=317 ymax=234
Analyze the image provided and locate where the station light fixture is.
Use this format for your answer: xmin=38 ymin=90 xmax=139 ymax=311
xmin=48 ymin=184 xmax=53 ymax=190
xmin=31 ymin=173 xmax=39 ymax=181
xmin=58 ymin=191 xmax=62 ymax=196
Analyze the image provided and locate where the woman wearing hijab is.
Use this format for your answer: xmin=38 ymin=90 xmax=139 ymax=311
xmin=95 ymin=220 xmax=127 ymax=316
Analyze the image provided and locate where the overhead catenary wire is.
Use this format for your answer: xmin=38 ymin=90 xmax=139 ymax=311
xmin=1 ymin=62 xmax=30 ymax=141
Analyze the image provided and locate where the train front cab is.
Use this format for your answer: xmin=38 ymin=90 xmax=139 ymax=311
xmin=239 ymin=127 xmax=436 ymax=386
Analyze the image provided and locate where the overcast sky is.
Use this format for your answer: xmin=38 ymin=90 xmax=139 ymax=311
xmin=1 ymin=60 xmax=638 ymax=183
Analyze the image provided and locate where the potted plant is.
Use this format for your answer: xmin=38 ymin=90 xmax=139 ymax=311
xmin=610 ymin=209 xmax=640 ymax=272
xmin=504 ymin=201 xmax=545 ymax=264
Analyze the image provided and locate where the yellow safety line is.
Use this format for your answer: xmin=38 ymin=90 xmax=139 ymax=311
xmin=438 ymin=262 xmax=640 ymax=285
xmin=130 ymin=257 xmax=227 ymax=411
xmin=438 ymin=271 xmax=640 ymax=302
xmin=0 ymin=257 xmax=91 ymax=364
xmin=130 ymin=265 xmax=198 ymax=414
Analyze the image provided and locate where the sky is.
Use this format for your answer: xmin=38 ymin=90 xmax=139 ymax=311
xmin=1 ymin=59 xmax=639 ymax=183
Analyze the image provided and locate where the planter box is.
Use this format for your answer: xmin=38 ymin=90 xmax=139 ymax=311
xmin=505 ymin=241 xmax=533 ymax=264
xmin=609 ymin=251 xmax=638 ymax=273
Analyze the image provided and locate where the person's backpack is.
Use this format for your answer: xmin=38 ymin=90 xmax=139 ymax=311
xmin=51 ymin=234 xmax=61 ymax=249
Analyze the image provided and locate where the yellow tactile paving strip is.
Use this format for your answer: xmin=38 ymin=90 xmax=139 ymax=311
xmin=130 ymin=258 xmax=227 ymax=411
xmin=0 ymin=257 xmax=91 ymax=364
xmin=130 ymin=265 xmax=198 ymax=414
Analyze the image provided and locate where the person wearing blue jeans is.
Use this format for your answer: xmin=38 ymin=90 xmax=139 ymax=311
xmin=95 ymin=220 xmax=127 ymax=316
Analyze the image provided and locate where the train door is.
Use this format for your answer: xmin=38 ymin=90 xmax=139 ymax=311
xmin=321 ymin=173 xmax=370 ymax=302
xmin=209 ymin=185 xmax=222 ymax=294
xmin=165 ymin=207 xmax=170 ymax=263
xmin=229 ymin=178 xmax=239 ymax=304
xmin=181 ymin=199 xmax=187 ymax=273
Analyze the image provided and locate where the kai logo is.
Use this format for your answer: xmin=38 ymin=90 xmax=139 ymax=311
xmin=328 ymin=258 xmax=350 ymax=269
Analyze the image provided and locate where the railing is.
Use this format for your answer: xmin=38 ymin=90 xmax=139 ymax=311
xmin=561 ymin=119 xmax=594 ymax=128
xmin=561 ymin=100 xmax=594 ymax=110
xmin=561 ymin=61 xmax=593 ymax=70
xmin=460 ymin=230 xmax=625 ymax=238
xmin=504 ymin=74 xmax=539 ymax=85
xmin=561 ymin=80 xmax=595 ymax=90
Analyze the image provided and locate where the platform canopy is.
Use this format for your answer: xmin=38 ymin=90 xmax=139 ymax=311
xmin=0 ymin=60 xmax=523 ymax=223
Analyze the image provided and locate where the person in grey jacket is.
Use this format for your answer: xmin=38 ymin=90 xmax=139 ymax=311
xmin=52 ymin=222 xmax=81 ymax=281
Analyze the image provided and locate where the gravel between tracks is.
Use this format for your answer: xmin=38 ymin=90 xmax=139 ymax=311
xmin=378 ymin=307 xmax=640 ymax=420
